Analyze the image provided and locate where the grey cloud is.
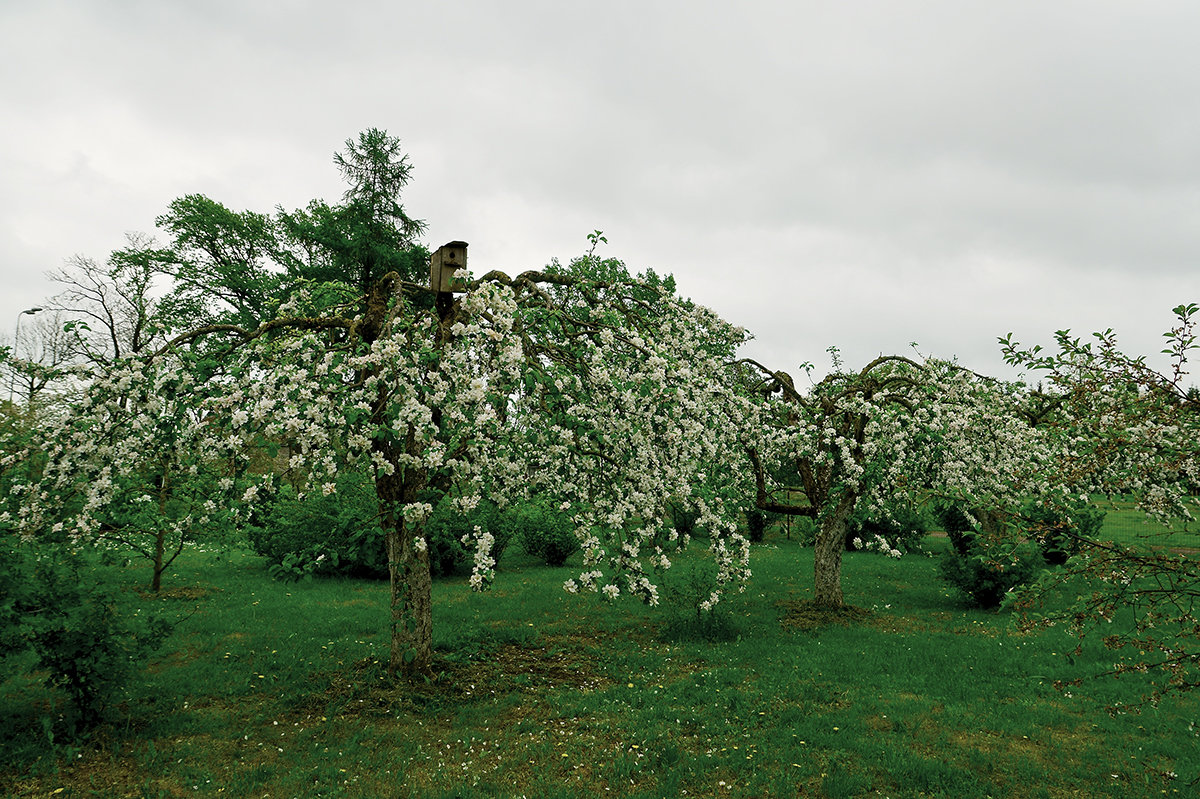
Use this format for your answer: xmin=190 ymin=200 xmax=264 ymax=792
xmin=2 ymin=0 xmax=1197 ymax=384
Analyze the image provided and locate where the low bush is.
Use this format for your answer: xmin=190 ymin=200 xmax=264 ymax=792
xmin=932 ymin=502 xmax=975 ymax=556
xmin=423 ymin=507 xmax=471 ymax=578
xmin=516 ymin=499 xmax=578 ymax=566
xmin=251 ymin=477 xmax=523 ymax=580
xmin=657 ymin=561 xmax=739 ymax=642
xmin=937 ymin=537 xmax=1041 ymax=609
xmin=424 ymin=499 xmax=517 ymax=577
xmin=1021 ymin=500 xmax=1106 ymax=565
xmin=247 ymin=473 xmax=386 ymax=580
xmin=1 ymin=538 xmax=169 ymax=737
xmin=792 ymin=515 xmax=818 ymax=546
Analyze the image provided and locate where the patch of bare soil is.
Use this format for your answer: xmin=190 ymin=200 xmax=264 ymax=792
xmin=777 ymin=599 xmax=874 ymax=632
xmin=447 ymin=637 xmax=610 ymax=698
xmin=136 ymin=584 xmax=217 ymax=600
xmin=309 ymin=636 xmax=610 ymax=718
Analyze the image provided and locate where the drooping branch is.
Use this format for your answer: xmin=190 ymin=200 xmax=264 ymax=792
xmin=471 ymin=268 xmax=587 ymax=292
xmin=745 ymin=446 xmax=817 ymax=516
xmin=155 ymin=315 xmax=355 ymax=359
xmin=734 ymin=358 xmax=807 ymax=405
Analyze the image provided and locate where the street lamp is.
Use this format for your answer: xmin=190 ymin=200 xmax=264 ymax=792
xmin=8 ymin=307 xmax=43 ymax=404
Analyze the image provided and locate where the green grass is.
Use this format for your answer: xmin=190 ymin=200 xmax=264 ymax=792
xmin=1 ymin=539 xmax=1197 ymax=798
xmin=1093 ymin=497 xmax=1200 ymax=550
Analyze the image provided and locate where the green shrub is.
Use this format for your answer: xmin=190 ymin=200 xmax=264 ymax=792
xmin=792 ymin=515 xmax=818 ymax=546
xmin=1 ymin=538 xmax=169 ymax=736
xmin=0 ymin=538 xmax=34 ymax=667
xmin=937 ymin=538 xmax=1040 ymax=609
xmin=1021 ymin=500 xmax=1106 ymax=565
xmin=657 ymin=561 xmax=739 ymax=642
xmin=424 ymin=498 xmax=517 ymax=577
xmin=251 ymin=478 xmax=520 ymax=580
xmin=248 ymin=473 xmax=387 ymax=580
xmin=423 ymin=508 xmax=471 ymax=578
xmin=932 ymin=502 xmax=976 ymax=556
xmin=516 ymin=499 xmax=578 ymax=566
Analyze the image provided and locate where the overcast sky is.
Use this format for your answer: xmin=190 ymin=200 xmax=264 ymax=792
xmin=2 ymin=0 xmax=1197 ymax=383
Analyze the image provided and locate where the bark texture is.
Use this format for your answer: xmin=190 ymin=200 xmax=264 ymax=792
xmin=812 ymin=491 xmax=857 ymax=608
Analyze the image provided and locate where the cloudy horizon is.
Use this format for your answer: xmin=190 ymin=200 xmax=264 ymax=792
xmin=3 ymin=1 xmax=1197 ymax=385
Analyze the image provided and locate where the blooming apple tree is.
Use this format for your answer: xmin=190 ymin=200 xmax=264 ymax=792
xmin=4 ymin=355 xmax=234 ymax=592
xmin=741 ymin=352 xmax=1045 ymax=608
xmin=4 ymin=245 xmax=755 ymax=678
xmin=479 ymin=255 xmax=754 ymax=610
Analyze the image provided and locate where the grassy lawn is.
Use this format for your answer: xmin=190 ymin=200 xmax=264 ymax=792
xmin=1 ymin=537 xmax=1197 ymax=798
xmin=1092 ymin=497 xmax=1200 ymax=550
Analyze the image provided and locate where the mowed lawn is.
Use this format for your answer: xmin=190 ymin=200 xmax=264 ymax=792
xmin=1 ymin=536 xmax=1196 ymax=799
xmin=1094 ymin=498 xmax=1200 ymax=551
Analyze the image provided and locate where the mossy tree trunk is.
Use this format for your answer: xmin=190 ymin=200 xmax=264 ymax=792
xmin=812 ymin=490 xmax=857 ymax=608
xmin=375 ymin=438 xmax=434 ymax=677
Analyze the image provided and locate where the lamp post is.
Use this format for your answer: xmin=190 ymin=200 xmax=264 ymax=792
xmin=8 ymin=307 xmax=43 ymax=405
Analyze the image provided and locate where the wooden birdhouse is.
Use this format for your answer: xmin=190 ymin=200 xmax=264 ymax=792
xmin=430 ymin=241 xmax=469 ymax=293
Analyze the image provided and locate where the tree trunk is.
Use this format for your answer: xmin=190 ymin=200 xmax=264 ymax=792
xmin=359 ymin=274 xmax=436 ymax=677
xmin=151 ymin=460 xmax=169 ymax=592
xmin=385 ymin=512 xmax=434 ymax=677
xmin=812 ymin=492 xmax=857 ymax=608
xmin=151 ymin=529 xmax=165 ymax=593
xmin=373 ymin=423 xmax=434 ymax=677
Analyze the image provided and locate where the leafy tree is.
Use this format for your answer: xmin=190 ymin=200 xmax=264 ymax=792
xmin=278 ymin=128 xmax=430 ymax=301
xmin=155 ymin=194 xmax=287 ymax=329
xmin=1001 ymin=304 xmax=1200 ymax=704
xmin=741 ymin=353 xmax=1042 ymax=607
xmin=28 ymin=234 xmax=235 ymax=591
xmin=5 ymin=346 xmax=236 ymax=592
xmin=2 ymin=309 xmax=78 ymax=413
xmin=335 ymin=127 xmax=426 ymax=245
